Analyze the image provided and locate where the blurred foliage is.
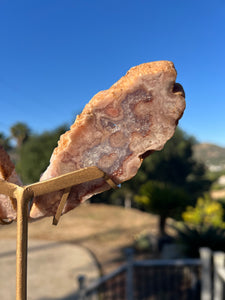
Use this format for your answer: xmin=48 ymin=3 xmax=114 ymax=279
xmin=206 ymin=169 xmax=225 ymax=182
xmin=174 ymin=194 xmax=225 ymax=257
xmin=217 ymin=198 xmax=225 ymax=220
xmin=16 ymin=125 xmax=68 ymax=183
xmin=175 ymin=224 xmax=225 ymax=257
xmin=135 ymin=181 xmax=190 ymax=235
xmin=211 ymin=183 xmax=224 ymax=191
xmin=0 ymin=132 xmax=12 ymax=151
xmin=133 ymin=230 xmax=154 ymax=253
xmin=182 ymin=194 xmax=225 ymax=228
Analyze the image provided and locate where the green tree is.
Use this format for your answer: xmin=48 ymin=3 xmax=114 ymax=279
xmin=10 ymin=122 xmax=30 ymax=148
xmin=0 ymin=132 xmax=11 ymax=151
xmin=135 ymin=181 xmax=190 ymax=235
xmin=16 ymin=125 xmax=68 ymax=183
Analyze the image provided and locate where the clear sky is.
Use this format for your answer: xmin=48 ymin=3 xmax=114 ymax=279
xmin=1 ymin=0 xmax=225 ymax=146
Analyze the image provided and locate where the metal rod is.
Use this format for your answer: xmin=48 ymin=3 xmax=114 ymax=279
xmin=27 ymin=166 xmax=105 ymax=197
xmin=16 ymin=187 xmax=33 ymax=300
xmin=0 ymin=178 xmax=19 ymax=198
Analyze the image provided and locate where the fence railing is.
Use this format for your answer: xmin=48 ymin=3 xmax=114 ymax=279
xmin=77 ymin=264 xmax=127 ymax=299
xmin=75 ymin=247 xmax=225 ymax=300
xmin=75 ymin=248 xmax=201 ymax=300
xmin=199 ymin=247 xmax=225 ymax=300
xmin=213 ymin=250 xmax=225 ymax=300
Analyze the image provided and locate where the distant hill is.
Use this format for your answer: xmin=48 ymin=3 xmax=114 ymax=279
xmin=193 ymin=143 xmax=225 ymax=171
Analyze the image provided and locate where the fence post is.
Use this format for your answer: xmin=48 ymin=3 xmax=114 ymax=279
xmin=77 ymin=275 xmax=87 ymax=300
xmin=214 ymin=252 xmax=225 ymax=300
xmin=125 ymin=248 xmax=134 ymax=300
xmin=199 ymin=247 xmax=212 ymax=300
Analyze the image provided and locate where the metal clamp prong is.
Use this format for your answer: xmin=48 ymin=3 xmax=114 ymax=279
xmin=104 ymin=175 xmax=119 ymax=190
xmin=53 ymin=187 xmax=71 ymax=226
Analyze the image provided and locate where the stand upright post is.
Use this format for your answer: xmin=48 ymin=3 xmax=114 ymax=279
xmin=16 ymin=187 xmax=33 ymax=300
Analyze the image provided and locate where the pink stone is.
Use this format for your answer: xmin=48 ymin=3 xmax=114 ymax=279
xmin=30 ymin=61 xmax=185 ymax=220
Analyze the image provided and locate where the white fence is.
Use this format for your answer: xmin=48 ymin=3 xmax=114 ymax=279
xmin=200 ymin=247 xmax=225 ymax=300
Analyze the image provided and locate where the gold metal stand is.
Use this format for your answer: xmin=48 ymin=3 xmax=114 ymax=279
xmin=0 ymin=166 xmax=117 ymax=300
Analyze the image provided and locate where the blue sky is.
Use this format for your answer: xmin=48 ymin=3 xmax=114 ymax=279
xmin=0 ymin=0 xmax=225 ymax=146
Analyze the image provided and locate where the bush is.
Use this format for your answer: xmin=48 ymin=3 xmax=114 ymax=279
xmin=174 ymin=194 xmax=225 ymax=257
xmin=175 ymin=223 xmax=225 ymax=257
xmin=182 ymin=194 xmax=225 ymax=228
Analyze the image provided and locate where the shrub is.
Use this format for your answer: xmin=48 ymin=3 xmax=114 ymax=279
xmin=174 ymin=194 xmax=225 ymax=257
xmin=182 ymin=194 xmax=225 ymax=228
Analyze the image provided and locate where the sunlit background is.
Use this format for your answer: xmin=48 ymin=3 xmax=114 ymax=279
xmin=1 ymin=1 xmax=225 ymax=299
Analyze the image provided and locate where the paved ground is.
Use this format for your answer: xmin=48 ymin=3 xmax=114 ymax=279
xmin=0 ymin=239 xmax=100 ymax=300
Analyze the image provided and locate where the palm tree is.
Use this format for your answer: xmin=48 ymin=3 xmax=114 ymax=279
xmin=10 ymin=122 xmax=30 ymax=148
